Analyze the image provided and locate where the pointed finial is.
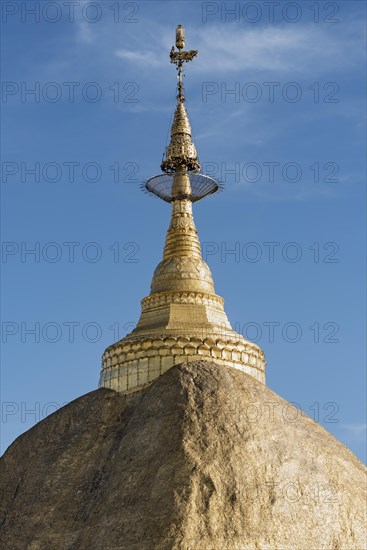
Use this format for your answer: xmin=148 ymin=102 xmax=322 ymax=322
xmin=169 ymin=25 xmax=197 ymax=103
xmin=161 ymin=26 xmax=200 ymax=174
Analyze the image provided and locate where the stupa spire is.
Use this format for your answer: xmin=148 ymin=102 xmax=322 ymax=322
xmin=99 ymin=26 xmax=266 ymax=393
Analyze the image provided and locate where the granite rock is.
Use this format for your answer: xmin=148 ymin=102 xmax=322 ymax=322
xmin=0 ymin=361 xmax=366 ymax=549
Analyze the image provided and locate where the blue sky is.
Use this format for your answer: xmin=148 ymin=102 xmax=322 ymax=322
xmin=1 ymin=1 xmax=366 ymax=462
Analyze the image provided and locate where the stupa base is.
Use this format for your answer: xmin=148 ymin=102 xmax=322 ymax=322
xmin=99 ymin=333 xmax=265 ymax=393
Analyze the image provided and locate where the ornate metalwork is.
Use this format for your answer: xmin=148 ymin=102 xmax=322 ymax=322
xmin=161 ymin=25 xmax=200 ymax=174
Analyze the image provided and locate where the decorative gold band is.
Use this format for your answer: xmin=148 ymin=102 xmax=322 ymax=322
xmin=100 ymin=334 xmax=266 ymax=393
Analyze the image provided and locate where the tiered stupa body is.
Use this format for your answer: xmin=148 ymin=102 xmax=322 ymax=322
xmin=99 ymin=26 xmax=265 ymax=393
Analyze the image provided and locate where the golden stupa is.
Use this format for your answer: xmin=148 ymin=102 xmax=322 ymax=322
xmin=99 ymin=25 xmax=265 ymax=393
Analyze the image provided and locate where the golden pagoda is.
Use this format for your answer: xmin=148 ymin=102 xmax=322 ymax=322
xmin=99 ymin=25 xmax=266 ymax=393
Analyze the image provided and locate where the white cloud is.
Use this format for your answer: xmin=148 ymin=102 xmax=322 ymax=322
xmin=115 ymin=49 xmax=161 ymax=66
xmin=113 ymin=22 xmax=365 ymax=76
xmin=76 ymin=20 xmax=94 ymax=44
xmin=74 ymin=0 xmax=95 ymax=45
xmin=339 ymin=423 xmax=367 ymax=435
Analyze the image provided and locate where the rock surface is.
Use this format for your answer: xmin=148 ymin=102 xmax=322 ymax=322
xmin=0 ymin=361 xmax=366 ymax=550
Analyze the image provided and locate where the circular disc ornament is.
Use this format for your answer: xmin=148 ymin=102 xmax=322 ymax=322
xmin=142 ymin=172 xmax=223 ymax=203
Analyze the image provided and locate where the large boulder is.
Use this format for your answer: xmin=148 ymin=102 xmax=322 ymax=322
xmin=0 ymin=361 xmax=366 ymax=549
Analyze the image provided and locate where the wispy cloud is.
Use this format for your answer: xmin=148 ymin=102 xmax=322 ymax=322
xmin=74 ymin=0 xmax=95 ymax=44
xmin=115 ymin=49 xmax=161 ymax=66
xmin=113 ymin=22 xmax=365 ymax=76
xmin=75 ymin=20 xmax=94 ymax=44
xmin=339 ymin=423 xmax=367 ymax=435
xmin=333 ymin=424 xmax=367 ymax=456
